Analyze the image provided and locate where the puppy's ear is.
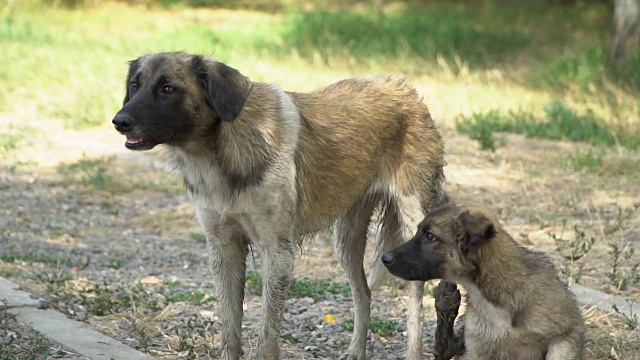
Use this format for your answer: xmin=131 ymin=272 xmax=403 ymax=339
xmin=458 ymin=210 xmax=496 ymax=253
xmin=123 ymin=58 xmax=141 ymax=105
xmin=192 ymin=56 xmax=252 ymax=122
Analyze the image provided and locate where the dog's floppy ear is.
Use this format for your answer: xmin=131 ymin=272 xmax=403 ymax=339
xmin=458 ymin=209 xmax=496 ymax=253
xmin=192 ymin=56 xmax=252 ymax=122
xmin=123 ymin=58 xmax=141 ymax=105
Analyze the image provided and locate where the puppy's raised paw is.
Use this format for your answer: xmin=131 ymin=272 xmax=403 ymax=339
xmin=434 ymin=281 xmax=461 ymax=313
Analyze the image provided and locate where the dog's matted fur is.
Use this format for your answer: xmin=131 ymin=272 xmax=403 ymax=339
xmin=383 ymin=203 xmax=585 ymax=360
xmin=111 ymin=51 xmax=446 ymax=359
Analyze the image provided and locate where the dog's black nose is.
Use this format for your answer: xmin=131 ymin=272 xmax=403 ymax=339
xmin=382 ymin=253 xmax=394 ymax=266
xmin=112 ymin=113 xmax=135 ymax=132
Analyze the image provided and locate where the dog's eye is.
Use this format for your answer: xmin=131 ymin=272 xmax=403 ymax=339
xmin=424 ymin=232 xmax=436 ymax=243
xmin=162 ymin=85 xmax=176 ymax=94
xmin=129 ymin=81 xmax=137 ymax=89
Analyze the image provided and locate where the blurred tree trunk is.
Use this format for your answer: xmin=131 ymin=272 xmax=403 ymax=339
xmin=612 ymin=0 xmax=640 ymax=60
xmin=372 ymin=0 xmax=384 ymax=20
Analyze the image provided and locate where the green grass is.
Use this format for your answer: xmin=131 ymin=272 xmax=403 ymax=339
xmin=0 ymin=125 xmax=32 ymax=159
xmin=57 ymin=157 xmax=119 ymax=189
xmin=246 ymin=271 xmax=350 ymax=300
xmin=267 ymin=5 xmax=532 ymax=67
xmin=555 ymin=150 xmax=604 ymax=174
xmin=106 ymin=258 xmax=126 ymax=269
xmin=57 ymin=156 xmax=181 ymax=192
xmin=456 ymin=101 xmax=639 ymax=151
xmin=191 ymin=232 xmax=207 ymax=244
xmin=0 ymin=248 xmax=69 ymax=266
xmin=341 ymin=316 xmax=399 ymax=337
xmin=245 ymin=270 xmax=263 ymax=295
xmin=1 ymin=0 xmax=638 ymax=137
xmin=165 ymin=289 xmax=217 ymax=305
xmin=289 ymin=278 xmax=351 ymax=300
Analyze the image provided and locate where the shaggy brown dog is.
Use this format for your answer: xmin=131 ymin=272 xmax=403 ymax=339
xmin=112 ymin=52 xmax=446 ymax=359
xmin=383 ymin=203 xmax=585 ymax=360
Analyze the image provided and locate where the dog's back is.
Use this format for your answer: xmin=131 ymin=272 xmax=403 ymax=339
xmin=287 ymin=76 xmax=444 ymax=234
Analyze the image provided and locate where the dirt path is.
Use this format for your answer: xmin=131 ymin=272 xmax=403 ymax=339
xmin=1 ymin=121 xmax=639 ymax=359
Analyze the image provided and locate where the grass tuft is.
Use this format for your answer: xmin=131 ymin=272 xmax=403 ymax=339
xmin=245 ymin=271 xmax=350 ymax=300
xmin=341 ymin=316 xmax=399 ymax=337
xmin=456 ymin=101 xmax=639 ymax=151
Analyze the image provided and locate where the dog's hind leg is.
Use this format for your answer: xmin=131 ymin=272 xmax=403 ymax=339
xmin=394 ymin=194 xmax=427 ymax=359
xmin=196 ymin=207 xmax=248 ymax=360
xmin=545 ymin=330 xmax=584 ymax=360
xmin=334 ymin=197 xmax=378 ymax=360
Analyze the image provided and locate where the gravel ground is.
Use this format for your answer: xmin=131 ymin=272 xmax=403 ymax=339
xmin=1 ymin=124 xmax=639 ymax=359
xmin=1 ymin=305 xmax=90 ymax=359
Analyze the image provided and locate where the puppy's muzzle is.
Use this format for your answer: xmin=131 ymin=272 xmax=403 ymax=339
xmin=382 ymin=253 xmax=395 ymax=266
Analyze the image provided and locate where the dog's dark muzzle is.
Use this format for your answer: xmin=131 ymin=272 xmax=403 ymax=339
xmin=112 ymin=113 xmax=135 ymax=133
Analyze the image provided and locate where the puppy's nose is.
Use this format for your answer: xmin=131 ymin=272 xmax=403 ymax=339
xmin=382 ymin=253 xmax=394 ymax=266
xmin=112 ymin=113 xmax=135 ymax=132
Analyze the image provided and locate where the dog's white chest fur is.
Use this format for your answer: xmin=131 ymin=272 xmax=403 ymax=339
xmin=176 ymin=153 xmax=254 ymax=215
xmin=463 ymin=283 xmax=514 ymax=343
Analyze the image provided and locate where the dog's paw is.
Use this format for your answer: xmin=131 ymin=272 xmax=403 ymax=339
xmin=339 ymin=353 xmax=366 ymax=360
xmin=434 ymin=281 xmax=461 ymax=313
xmin=220 ymin=348 xmax=243 ymax=360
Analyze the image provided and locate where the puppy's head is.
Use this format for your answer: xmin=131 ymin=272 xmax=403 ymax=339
xmin=382 ymin=203 xmax=497 ymax=282
xmin=111 ymin=52 xmax=252 ymax=151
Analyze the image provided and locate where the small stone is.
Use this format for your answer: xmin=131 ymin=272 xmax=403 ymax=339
xmin=38 ymin=299 xmax=50 ymax=309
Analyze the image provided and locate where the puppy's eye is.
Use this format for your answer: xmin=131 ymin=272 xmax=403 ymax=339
xmin=130 ymin=81 xmax=138 ymax=89
xmin=162 ymin=85 xmax=176 ymax=94
xmin=424 ymin=232 xmax=436 ymax=243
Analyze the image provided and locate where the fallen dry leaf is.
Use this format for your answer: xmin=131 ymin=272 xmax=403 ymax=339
xmin=323 ymin=314 xmax=337 ymax=324
xmin=139 ymin=276 xmax=163 ymax=285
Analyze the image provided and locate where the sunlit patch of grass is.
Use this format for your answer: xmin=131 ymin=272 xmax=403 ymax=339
xmin=456 ymin=101 xmax=639 ymax=151
xmin=0 ymin=125 xmax=32 ymax=159
xmin=555 ymin=150 xmax=604 ymax=174
xmin=1 ymin=0 xmax=638 ymax=138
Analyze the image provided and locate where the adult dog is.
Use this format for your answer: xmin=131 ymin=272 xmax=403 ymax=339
xmin=383 ymin=203 xmax=585 ymax=360
xmin=111 ymin=52 xmax=445 ymax=359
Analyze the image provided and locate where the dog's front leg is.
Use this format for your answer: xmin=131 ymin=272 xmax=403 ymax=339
xmin=256 ymin=235 xmax=295 ymax=359
xmin=196 ymin=207 xmax=248 ymax=360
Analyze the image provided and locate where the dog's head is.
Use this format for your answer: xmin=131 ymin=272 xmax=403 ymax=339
xmin=382 ymin=203 xmax=498 ymax=282
xmin=111 ymin=52 xmax=252 ymax=150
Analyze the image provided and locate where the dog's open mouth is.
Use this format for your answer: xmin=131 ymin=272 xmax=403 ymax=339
xmin=124 ymin=133 xmax=173 ymax=151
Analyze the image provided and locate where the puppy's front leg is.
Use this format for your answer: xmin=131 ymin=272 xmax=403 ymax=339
xmin=256 ymin=236 xmax=295 ymax=359
xmin=196 ymin=207 xmax=248 ymax=360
